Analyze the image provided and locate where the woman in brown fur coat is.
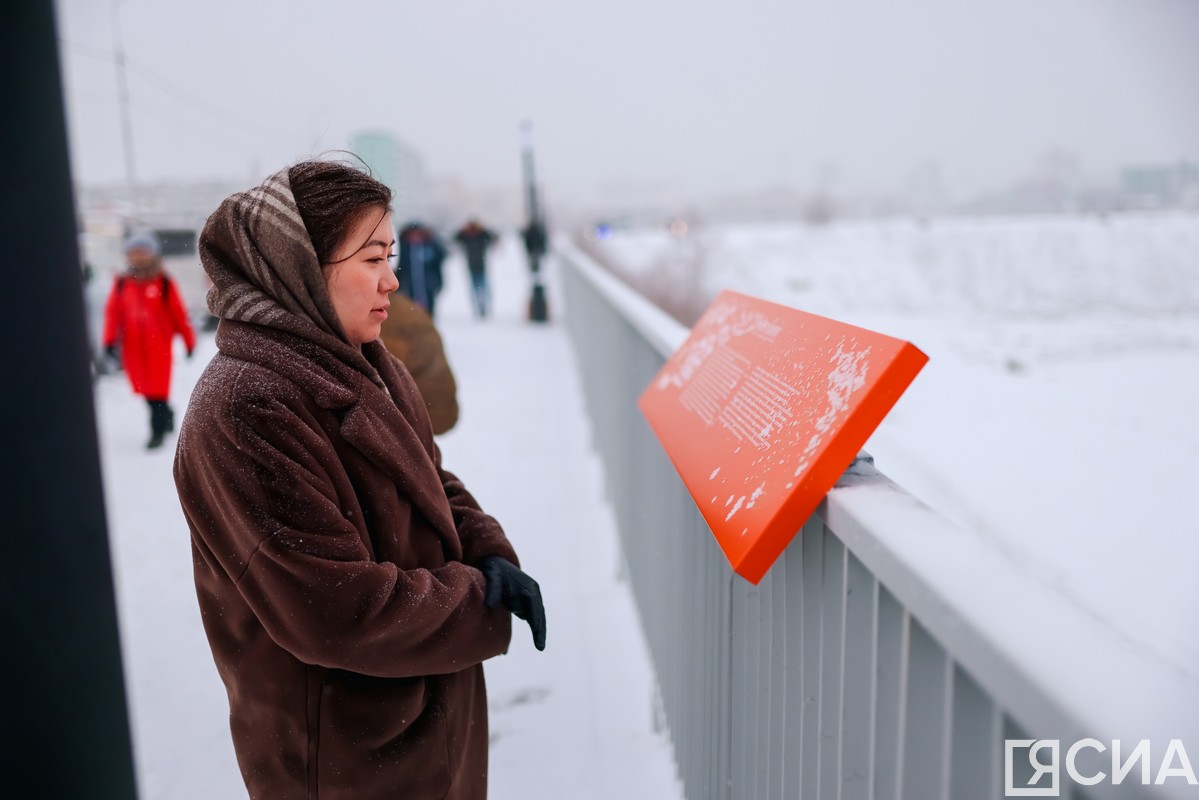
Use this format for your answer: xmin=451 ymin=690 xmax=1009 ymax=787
xmin=174 ymin=161 xmax=545 ymax=799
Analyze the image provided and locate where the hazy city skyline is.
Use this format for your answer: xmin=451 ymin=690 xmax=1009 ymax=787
xmin=56 ymin=0 xmax=1199 ymax=210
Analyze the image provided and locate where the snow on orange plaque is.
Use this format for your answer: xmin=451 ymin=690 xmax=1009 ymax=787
xmin=638 ymin=290 xmax=928 ymax=584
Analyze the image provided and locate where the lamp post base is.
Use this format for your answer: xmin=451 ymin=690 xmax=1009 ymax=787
xmin=529 ymin=282 xmax=549 ymax=323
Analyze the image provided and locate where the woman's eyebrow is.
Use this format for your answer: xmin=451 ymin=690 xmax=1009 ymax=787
xmin=359 ymin=238 xmax=396 ymax=251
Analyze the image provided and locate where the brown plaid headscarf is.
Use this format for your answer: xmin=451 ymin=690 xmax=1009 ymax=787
xmin=199 ymin=168 xmax=386 ymax=385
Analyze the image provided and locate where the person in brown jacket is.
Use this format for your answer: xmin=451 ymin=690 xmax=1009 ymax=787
xmin=174 ymin=160 xmax=546 ymax=800
xmin=379 ymin=295 xmax=459 ymax=435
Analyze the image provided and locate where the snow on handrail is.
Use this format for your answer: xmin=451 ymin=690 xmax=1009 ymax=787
xmin=557 ymin=240 xmax=1199 ymax=800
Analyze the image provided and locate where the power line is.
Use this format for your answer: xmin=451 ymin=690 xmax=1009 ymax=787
xmin=60 ymin=39 xmax=110 ymax=60
xmin=123 ymin=56 xmax=292 ymax=143
xmin=57 ymin=37 xmax=291 ymax=147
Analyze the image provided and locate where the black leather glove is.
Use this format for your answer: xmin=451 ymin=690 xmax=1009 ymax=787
xmin=480 ymin=556 xmax=546 ymax=651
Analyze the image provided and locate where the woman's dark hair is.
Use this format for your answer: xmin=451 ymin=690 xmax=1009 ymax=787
xmin=288 ymin=159 xmax=392 ymax=265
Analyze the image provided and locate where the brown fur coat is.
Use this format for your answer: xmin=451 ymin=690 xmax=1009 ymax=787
xmin=379 ymin=296 xmax=459 ymax=435
xmin=177 ymin=169 xmax=516 ymax=799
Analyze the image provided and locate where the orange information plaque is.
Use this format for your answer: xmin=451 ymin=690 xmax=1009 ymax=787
xmin=638 ymin=290 xmax=928 ymax=584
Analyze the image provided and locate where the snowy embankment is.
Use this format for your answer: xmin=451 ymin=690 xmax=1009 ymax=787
xmin=587 ymin=212 xmax=1199 ymax=683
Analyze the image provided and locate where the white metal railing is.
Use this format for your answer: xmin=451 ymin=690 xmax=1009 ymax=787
xmin=555 ymin=241 xmax=1199 ymax=800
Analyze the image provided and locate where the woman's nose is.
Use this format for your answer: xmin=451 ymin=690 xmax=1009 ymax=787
xmin=383 ymin=269 xmax=399 ymax=293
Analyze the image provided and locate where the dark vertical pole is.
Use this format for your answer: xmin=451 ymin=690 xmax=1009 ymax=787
xmin=520 ymin=122 xmax=542 ymax=254
xmin=0 ymin=2 xmax=140 ymax=798
xmin=111 ymin=0 xmax=138 ymax=200
xmin=519 ymin=120 xmax=549 ymax=322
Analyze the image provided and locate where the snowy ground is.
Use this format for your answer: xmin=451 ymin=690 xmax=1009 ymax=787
xmin=588 ymin=211 xmax=1199 ymax=689
xmin=94 ymin=237 xmax=682 ymax=799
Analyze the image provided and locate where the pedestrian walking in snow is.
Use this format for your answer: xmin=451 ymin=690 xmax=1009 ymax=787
xmin=174 ymin=160 xmax=546 ymax=800
xmin=102 ymin=230 xmax=196 ymax=449
xmin=453 ymin=219 xmax=497 ymax=318
xmin=396 ymin=221 xmax=446 ymax=318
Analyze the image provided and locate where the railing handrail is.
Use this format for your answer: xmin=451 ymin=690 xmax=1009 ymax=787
xmin=557 ymin=240 xmax=691 ymax=357
xmin=556 ymin=239 xmax=1199 ymax=796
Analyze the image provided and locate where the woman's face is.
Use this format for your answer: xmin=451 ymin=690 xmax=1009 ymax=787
xmin=324 ymin=208 xmax=398 ymax=346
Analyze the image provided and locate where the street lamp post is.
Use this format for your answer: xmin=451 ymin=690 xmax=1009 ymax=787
xmin=519 ymin=120 xmax=549 ymax=323
xmin=111 ymin=0 xmax=138 ymax=213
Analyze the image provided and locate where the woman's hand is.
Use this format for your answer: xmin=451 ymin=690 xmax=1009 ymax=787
xmin=480 ymin=556 xmax=546 ymax=651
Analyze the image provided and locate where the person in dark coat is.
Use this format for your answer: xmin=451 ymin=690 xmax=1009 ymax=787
xmin=379 ymin=295 xmax=460 ymax=435
xmin=174 ymin=161 xmax=546 ymax=800
xmin=397 ymin=221 xmax=446 ymax=318
xmin=521 ymin=219 xmax=547 ymax=273
xmin=452 ymin=219 xmax=497 ymax=318
xmin=102 ymin=230 xmax=196 ymax=449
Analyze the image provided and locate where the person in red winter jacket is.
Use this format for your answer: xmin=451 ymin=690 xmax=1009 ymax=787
xmin=103 ymin=230 xmax=197 ymax=449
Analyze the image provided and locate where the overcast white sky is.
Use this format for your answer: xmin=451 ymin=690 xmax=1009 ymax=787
xmin=55 ymin=0 xmax=1199 ymax=204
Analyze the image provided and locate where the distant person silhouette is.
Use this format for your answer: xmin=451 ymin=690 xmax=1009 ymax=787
xmin=102 ymin=230 xmax=196 ymax=449
xmin=453 ymin=219 xmax=497 ymax=318
xmin=396 ymin=221 xmax=446 ymax=318
xmin=521 ymin=219 xmax=547 ymax=273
